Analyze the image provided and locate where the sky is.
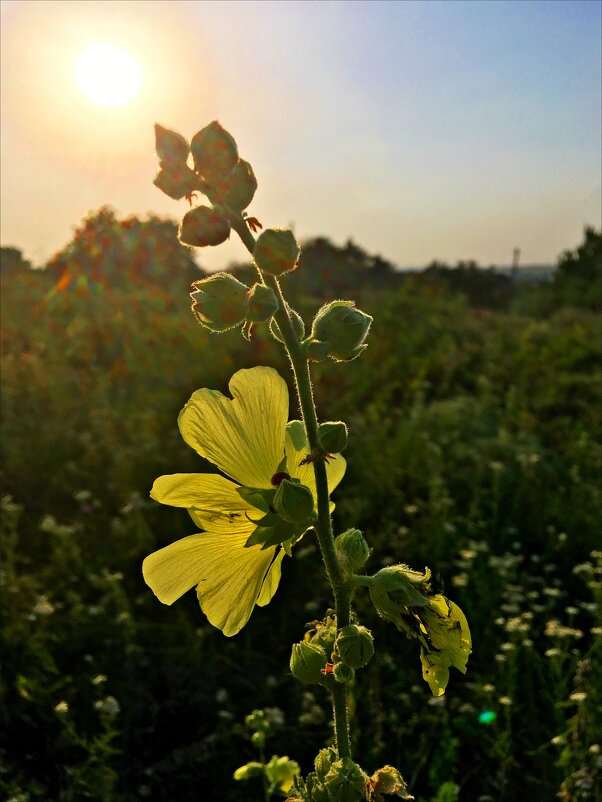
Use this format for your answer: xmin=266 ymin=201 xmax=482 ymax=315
xmin=1 ymin=0 xmax=600 ymax=271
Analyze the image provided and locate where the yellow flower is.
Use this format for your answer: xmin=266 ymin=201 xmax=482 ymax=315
xmin=413 ymin=594 xmax=472 ymax=696
xmin=143 ymin=366 xmax=345 ymax=636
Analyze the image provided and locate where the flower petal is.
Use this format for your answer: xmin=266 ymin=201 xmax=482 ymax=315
xmin=178 ymin=366 xmax=289 ymax=488
xmin=151 ymin=473 xmax=256 ymax=534
xmin=256 ymin=549 xmax=285 ymax=607
xmin=142 ymin=531 xmax=280 ymax=636
xmin=285 ymin=420 xmax=346 ymax=500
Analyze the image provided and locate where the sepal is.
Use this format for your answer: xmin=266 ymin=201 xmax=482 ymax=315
xmin=273 ymin=478 xmax=314 ymax=523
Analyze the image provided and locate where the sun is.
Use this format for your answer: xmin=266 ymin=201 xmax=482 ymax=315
xmin=75 ymin=44 xmax=142 ymax=107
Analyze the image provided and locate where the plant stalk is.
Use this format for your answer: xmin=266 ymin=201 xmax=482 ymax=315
xmin=231 ymin=215 xmax=352 ymax=759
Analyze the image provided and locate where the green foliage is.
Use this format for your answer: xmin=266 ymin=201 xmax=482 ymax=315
xmin=1 ymin=217 xmax=600 ymax=800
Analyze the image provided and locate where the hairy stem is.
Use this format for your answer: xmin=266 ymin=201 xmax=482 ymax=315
xmin=231 ymin=215 xmax=352 ymax=759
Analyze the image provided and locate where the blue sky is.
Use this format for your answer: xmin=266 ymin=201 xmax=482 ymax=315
xmin=1 ymin=0 xmax=600 ymax=269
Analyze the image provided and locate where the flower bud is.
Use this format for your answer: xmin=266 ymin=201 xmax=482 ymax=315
xmin=179 ymin=206 xmax=231 ymax=248
xmin=333 ymin=662 xmax=355 ymax=684
xmin=310 ymin=301 xmax=373 ymax=362
xmin=334 ymin=529 xmax=370 ymax=571
xmin=246 ymin=283 xmax=279 ymax=323
xmin=323 ymin=758 xmax=367 ymax=802
xmin=270 ymin=306 xmax=305 ymax=343
xmin=153 ymin=163 xmax=198 ymax=200
xmin=290 ymin=641 xmax=328 ymax=685
xmin=273 ymin=479 xmax=314 ymax=523
xmin=154 ymin=124 xmax=189 ymax=165
xmin=254 ymin=228 xmax=300 ymax=276
xmin=191 ymin=121 xmax=238 ymax=182
xmin=335 ymin=625 xmax=374 ymax=669
xmin=304 ymin=339 xmax=331 ymax=362
xmin=190 ymin=274 xmax=249 ymax=332
xmin=318 ymin=421 xmax=348 ymax=453
xmin=233 ymin=761 xmax=264 ymax=781
xmin=224 ymin=159 xmax=257 ymax=211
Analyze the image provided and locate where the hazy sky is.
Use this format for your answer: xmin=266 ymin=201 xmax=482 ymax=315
xmin=1 ymin=0 xmax=600 ymax=270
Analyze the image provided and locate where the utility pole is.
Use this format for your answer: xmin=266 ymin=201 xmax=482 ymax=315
xmin=511 ymin=247 xmax=520 ymax=281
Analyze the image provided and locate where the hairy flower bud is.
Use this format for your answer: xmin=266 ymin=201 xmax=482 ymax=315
xmin=253 ymin=228 xmax=300 ymax=276
xmin=191 ymin=121 xmax=238 ymax=182
xmin=273 ymin=478 xmax=314 ymax=523
xmin=190 ymin=274 xmax=249 ymax=332
xmin=224 ymin=159 xmax=257 ymax=211
xmin=335 ymin=624 xmax=374 ymax=669
xmin=334 ymin=529 xmax=370 ymax=571
xmin=310 ymin=301 xmax=372 ymax=362
xmin=290 ymin=641 xmax=328 ymax=685
xmin=270 ymin=306 xmax=305 ymax=343
xmin=246 ymin=283 xmax=279 ymax=323
xmin=153 ymin=163 xmax=198 ymax=200
xmin=323 ymin=758 xmax=367 ymax=802
xmin=333 ymin=662 xmax=355 ymax=684
xmin=179 ymin=206 xmax=231 ymax=248
xmin=154 ymin=124 xmax=189 ymax=165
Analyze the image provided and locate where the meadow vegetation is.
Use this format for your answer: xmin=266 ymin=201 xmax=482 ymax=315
xmin=1 ymin=215 xmax=600 ymax=801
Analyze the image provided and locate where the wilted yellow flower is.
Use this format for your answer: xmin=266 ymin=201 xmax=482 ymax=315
xmin=413 ymin=595 xmax=472 ymax=697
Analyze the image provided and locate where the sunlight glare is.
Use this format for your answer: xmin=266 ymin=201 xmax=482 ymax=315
xmin=75 ymin=44 xmax=142 ymax=107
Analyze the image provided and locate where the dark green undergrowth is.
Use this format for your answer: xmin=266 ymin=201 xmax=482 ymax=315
xmin=1 ymin=219 xmax=600 ymax=802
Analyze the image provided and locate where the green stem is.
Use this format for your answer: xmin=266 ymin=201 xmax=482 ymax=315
xmin=231 ymin=215 xmax=352 ymax=759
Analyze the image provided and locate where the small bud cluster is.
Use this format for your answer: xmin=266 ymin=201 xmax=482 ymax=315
xmin=154 ymin=120 xmax=257 ymax=252
xmin=154 ymin=120 xmax=375 ymax=362
xmin=290 ymin=612 xmax=374 ymax=691
xmin=285 ymin=750 xmax=413 ymax=801
xmin=235 ymin=708 xmax=300 ymax=796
